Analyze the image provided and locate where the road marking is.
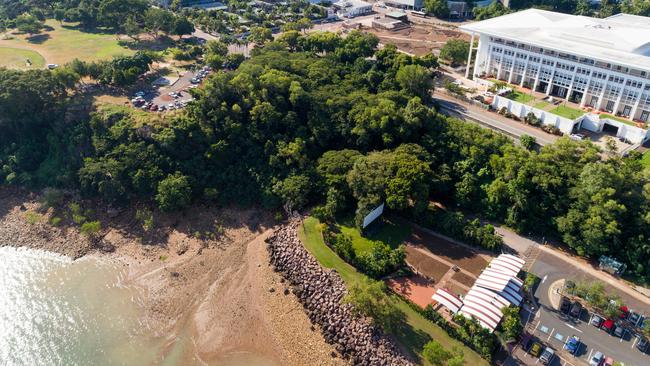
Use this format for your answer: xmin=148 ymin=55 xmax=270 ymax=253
xmin=547 ymin=328 xmax=555 ymax=341
xmin=632 ymin=336 xmax=638 ymax=348
xmin=588 ymin=349 xmax=593 ymax=360
xmin=564 ymin=323 xmax=583 ymax=333
xmin=541 ymin=275 xmax=548 ymax=284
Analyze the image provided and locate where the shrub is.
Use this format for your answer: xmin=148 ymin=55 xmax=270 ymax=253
xmin=80 ymin=220 xmax=101 ymax=237
xmin=415 ymin=206 xmax=503 ymax=251
xmin=520 ymin=134 xmax=536 ymax=151
xmin=356 ymin=242 xmax=406 ymax=279
xmin=41 ymin=188 xmax=64 ymax=209
xmin=135 ymin=208 xmax=155 ymax=231
xmin=156 ymin=172 xmax=192 ymax=212
xmin=331 ymin=233 xmax=356 ymax=263
xmin=25 ymin=211 xmax=42 ymax=225
xmin=344 ymin=278 xmax=403 ymax=332
xmin=49 ymin=216 xmax=62 ymax=226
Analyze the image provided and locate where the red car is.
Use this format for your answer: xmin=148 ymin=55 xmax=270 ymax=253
xmin=602 ymin=319 xmax=615 ymax=333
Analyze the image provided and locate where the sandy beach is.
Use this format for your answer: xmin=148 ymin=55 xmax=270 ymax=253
xmin=0 ymin=186 xmax=347 ymax=365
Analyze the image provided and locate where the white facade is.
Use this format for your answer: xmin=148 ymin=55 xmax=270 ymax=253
xmin=384 ymin=0 xmax=423 ymax=10
xmin=333 ymin=0 xmax=372 ymax=18
xmin=461 ymin=9 xmax=650 ymax=124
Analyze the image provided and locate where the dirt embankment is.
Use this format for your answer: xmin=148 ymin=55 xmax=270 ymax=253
xmin=0 ymin=186 xmax=347 ymax=366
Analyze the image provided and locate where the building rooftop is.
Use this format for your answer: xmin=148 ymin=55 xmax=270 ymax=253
xmin=460 ymin=9 xmax=650 ymax=71
xmin=334 ymin=0 xmax=372 ymax=9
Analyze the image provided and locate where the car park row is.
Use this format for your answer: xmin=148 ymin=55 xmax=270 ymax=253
xmin=129 ymin=66 xmax=211 ymax=112
xmin=522 ymin=297 xmax=648 ymax=365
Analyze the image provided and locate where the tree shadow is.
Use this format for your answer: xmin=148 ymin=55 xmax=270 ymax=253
xmin=119 ymin=36 xmax=176 ymax=52
xmin=26 ymin=34 xmax=50 ymax=44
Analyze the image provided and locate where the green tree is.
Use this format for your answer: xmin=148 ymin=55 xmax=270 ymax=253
xmin=249 ymin=26 xmax=272 ymax=46
xmin=499 ymin=306 xmax=523 ymax=340
xmin=422 ymin=340 xmax=451 ymax=366
xmin=344 ymin=278 xmax=403 ymax=331
xmin=424 ymin=0 xmax=450 ymax=18
xmin=396 ymin=64 xmax=433 ymax=100
xmin=519 ymin=134 xmax=536 ymax=151
xmin=172 ymin=15 xmax=194 ymax=39
xmin=439 ymin=39 xmax=470 ymax=66
xmin=15 ymin=13 xmax=43 ymax=35
xmin=155 ymin=172 xmax=192 ymax=212
xmin=144 ymin=7 xmax=175 ymax=38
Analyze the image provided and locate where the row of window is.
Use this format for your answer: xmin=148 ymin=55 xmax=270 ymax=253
xmin=488 ymin=37 xmax=649 ymax=81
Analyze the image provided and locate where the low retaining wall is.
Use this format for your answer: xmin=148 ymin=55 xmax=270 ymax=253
xmin=579 ymin=113 xmax=649 ymax=144
xmin=266 ymin=220 xmax=412 ymax=366
xmin=492 ymin=95 xmax=576 ymax=134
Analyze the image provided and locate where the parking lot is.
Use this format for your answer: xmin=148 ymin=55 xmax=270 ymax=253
xmin=513 ymin=251 xmax=650 ymax=366
xmin=130 ymin=66 xmax=210 ymax=112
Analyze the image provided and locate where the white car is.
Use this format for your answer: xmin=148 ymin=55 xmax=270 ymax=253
xmin=570 ymin=133 xmax=585 ymax=141
xmin=590 ymin=351 xmax=604 ymax=366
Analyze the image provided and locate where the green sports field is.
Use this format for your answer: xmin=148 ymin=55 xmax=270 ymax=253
xmin=0 ymin=20 xmax=133 ymax=67
xmin=0 ymin=46 xmax=45 ymax=69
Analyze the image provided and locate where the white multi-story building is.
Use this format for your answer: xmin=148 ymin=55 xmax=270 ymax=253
xmin=461 ymin=9 xmax=650 ymax=123
xmin=333 ymin=0 xmax=373 ymax=18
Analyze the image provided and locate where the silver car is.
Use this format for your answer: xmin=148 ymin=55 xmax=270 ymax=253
xmin=590 ymin=351 xmax=604 ymax=366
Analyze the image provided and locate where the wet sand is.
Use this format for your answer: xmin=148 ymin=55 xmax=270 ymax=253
xmin=0 ymin=187 xmax=347 ymax=365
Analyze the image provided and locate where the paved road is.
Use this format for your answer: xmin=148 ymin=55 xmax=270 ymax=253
xmin=433 ymin=93 xmax=560 ymax=146
xmin=525 ymin=252 xmax=650 ymax=366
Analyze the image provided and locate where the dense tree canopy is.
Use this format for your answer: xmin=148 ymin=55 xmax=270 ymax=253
xmin=0 ymin=29 xmax=648 ymax=282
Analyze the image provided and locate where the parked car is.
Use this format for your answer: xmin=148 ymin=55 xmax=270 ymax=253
xmin=603 ymin=357 xmax=614 ymax=366
xmin=570 ymin=133 xmax=585 ymax=141
xmin=560 ymin=297 xmax=571 ymax=314
xmin=602 ymin=319 xmax=615 ymax=334
xmin=637 ymin=336 xmax=648 ymax=352
xmin=570 ymin=302 xmax=583 ymax=318
xmin=190 ymin=78 xmax=200 ymax=84
xmin=539 ymin=347 xmax=555 ymax=365
xmin=590 ymin=314 xmax=604 ymax=327
xmin=613 ymin=323 xmax=625 ymax=338
xmin=589 ymin=351 xmax=604 ymax=366
xmin=564 ymin=335 xmax=580 ymax=355
xmin=629 ymin=311 xmax=642 ymax=326
xmin=529 ymin=342 xmax=543 ymax=357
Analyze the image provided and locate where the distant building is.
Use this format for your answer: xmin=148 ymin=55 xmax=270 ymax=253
xmin=447 ymin=0 xmax=492 ymax=18
xmin=333 ymin=0 xmax=372 ymax=18
xmin=372 ymin=16 xmax=408 ymax=31
xmin=461 ymin=9 xmax=650 ymax=123
xmin=384 ymin=0 xmax=423 ymax=10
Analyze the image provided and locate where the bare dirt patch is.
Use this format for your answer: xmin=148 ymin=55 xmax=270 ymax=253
xmin=451 ymin=271 xmax=476 ymax=288
xmin=407 ymin=228 xmax=490 ymax=276
xmin=405 ymin=245 xmax=450 ymax=283
xmin=368 ymin=23 xmax=469 ymax=56
xmin=386 ymin=275 xmax=436 ymax=309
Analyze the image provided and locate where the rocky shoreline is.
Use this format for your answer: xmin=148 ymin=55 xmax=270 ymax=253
xmin=266 ymin=219 xmax=413 ymax=366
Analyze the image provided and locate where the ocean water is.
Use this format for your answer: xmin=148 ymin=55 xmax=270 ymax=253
xmin=0 ymin=246 xmax=163 ymax=366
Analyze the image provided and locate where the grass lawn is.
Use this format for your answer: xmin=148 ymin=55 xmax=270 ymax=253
xmin=0 ymin=20 xmax=133 ymax=65
xmin=506 ymin=90 xmax=535 ymax=104
xmin=549 ymin=105 xmax=584 ymax=119
xmin=599 ymin=113 xmax=638 ymax=126
xmin=533 ymin=101 xmax=550 ymax=109
xmin=299 ymin=217 xmax=488 ymax=366
xmin=0 ymin=46 xmax=45 ymax=69
xmin=338 ymin=218 xmax=411 ymax=254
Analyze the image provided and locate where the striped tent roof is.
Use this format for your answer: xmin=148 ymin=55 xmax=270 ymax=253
xmin=488 ymin=254 xmax=525 ymax=277
xmin=457 ymin=254 xmax=525 ymax=332
xmin=432 ymin=288 xmax=463 ymax=314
